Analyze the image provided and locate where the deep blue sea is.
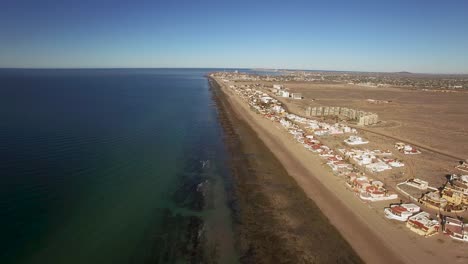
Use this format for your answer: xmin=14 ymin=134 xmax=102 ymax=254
xmin=0 ymin=69 xmax=244 ymax=263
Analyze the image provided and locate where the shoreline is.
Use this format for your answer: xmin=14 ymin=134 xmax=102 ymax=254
xmin=210 ymin=78 xmax=362 ymax=263
xmin=208 ymin=75 xmax=463 ymax=264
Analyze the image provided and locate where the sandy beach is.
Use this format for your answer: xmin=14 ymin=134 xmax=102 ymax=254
xmin=211 ymin=76 xmax=468 ymax=264
xmin=211 ymin=79 xmax=362 ymax=263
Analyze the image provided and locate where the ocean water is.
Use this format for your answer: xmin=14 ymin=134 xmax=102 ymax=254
xmin=0 ymin=69 xmax=237 ymax=264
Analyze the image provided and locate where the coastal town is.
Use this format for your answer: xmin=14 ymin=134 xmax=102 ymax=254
xmin=210 ymin=71 xmax=468 ymax=245
xmin=250 ymin=70 xmax=468 ymax=90
xmin=4 ymin=0 xmax=468 ymax=263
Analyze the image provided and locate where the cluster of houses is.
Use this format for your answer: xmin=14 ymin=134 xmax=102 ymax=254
xmin=346 ymin=174 xmax=398 ymax=201
xmin=419 ymin=174 xmax=468 ymax=213
xmin=397 ymin=176 xmax=468 ymax=212
xmin=338 ymin=148 xmax=405 ymax=173
xmin=279 ymin=119 xmax=401 ymax=203
xmin=271 ymin=84 xmax=302 ymax=100
xmin=443 ymin=216 xmax=468 ymax=241
xmin=395 ymin=142 xmax=421 ymax=155
xmin=220 ymin=76 xmax=399 ymax=204
xmin=384 ymin=200 xmax=468 ymax=240
xmin=213 ymin=72 xmax=468 ymax=243
xmin=457 ymin=160 xmax=468 ymax=173
xmin=392 ymin=175 xmax=468 ymax=239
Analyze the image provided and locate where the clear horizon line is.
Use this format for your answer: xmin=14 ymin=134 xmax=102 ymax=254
xmin=0 ymin=67 xmax=467 ymax=75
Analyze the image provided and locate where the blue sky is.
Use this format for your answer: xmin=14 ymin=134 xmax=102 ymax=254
xmin=1 ymin=0 xmax=467 ymax=73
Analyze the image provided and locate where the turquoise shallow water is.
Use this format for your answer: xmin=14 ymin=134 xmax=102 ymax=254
xmin=0 ymin=69 xmax=237 ymax=263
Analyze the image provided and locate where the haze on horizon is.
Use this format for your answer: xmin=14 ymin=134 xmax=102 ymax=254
xmin=1 ymin=0 xmax=467 ymax=74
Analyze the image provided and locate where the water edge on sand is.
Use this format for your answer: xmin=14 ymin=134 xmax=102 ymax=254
xmin=209 ymin=77 xmax=363 ymax=264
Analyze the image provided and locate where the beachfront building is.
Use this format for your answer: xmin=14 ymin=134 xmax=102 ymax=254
xmin=395 ymin=142 xmax=421 ymax=155
xmin=260 ymin=96 xmax=275 ymax=104
xmin=354 ymin=153 xmax=374 ymax=166
xmin=344 ymin=136 xmax=369 ymax=145
xmin=359 ymin=180 xmax=398 ymax=201
xmin=381 ymin=157 xmax=405 ymax=168
xmin=371 ymin=149 xmax=393 ymax=156
xmin=404 ymin=178 xmax=429 ymax=190
xmin=384 ymin=203 xmax=421 ymax=221
xmin=440 ymin=189 xmax=466 ymax=212
xmin=291 ymin=93 xmax=302 ymax=100
xmin=432 ymin=174 xmax=468 ymax=212
xmin=366 ymin=161 xmax=392 ymax=173
xmin=271 ymin=105 xmax=285 ymax=114
xmin=456 ymin=160 xmax=468 ymax=173
xmin=327 ymin=160 xmax=353 ymax=173
xmin=346 ymin=175 xmax=370 ymax=192
xmin=345 ymin=175 xmax=397 ymax=201
xmin=273 ymin=84 xmax=283 ymax=90
xmin=406 ymin=212 xmax=440 ymax=237
xmin=419 ymin=191 xmax=448 ymax=211
xmin=443 ymin=217 xmax=468 ymax=242
xmin=280 ymin=118 xmax=292 ymax=129
xmin=339 ymin=148 xmax=400 ymax=173
xmin=279 ymin=90 xmax=290 ymax=98
xmin=408 ymin=175 xmax=468 ymax=213
xmin=446 ymin=174 xmax=468 ymax=196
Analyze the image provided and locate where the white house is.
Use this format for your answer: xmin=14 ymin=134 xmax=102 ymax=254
xmin=291 ymin=93 xmax=302 ymax=100
xmin=280 ymin=91 xmax=290 ymax=98
xmin=273 ymin=84 xmax=283 ymax=90
xmin=260 ymin=96 xmax=273 ymax=104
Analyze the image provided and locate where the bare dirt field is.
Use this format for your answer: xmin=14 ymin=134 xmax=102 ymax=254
xmin=282 ymin=82 xmax=468 ymax=160
xmin=236 ymin=81 xmax=468 ymax=189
